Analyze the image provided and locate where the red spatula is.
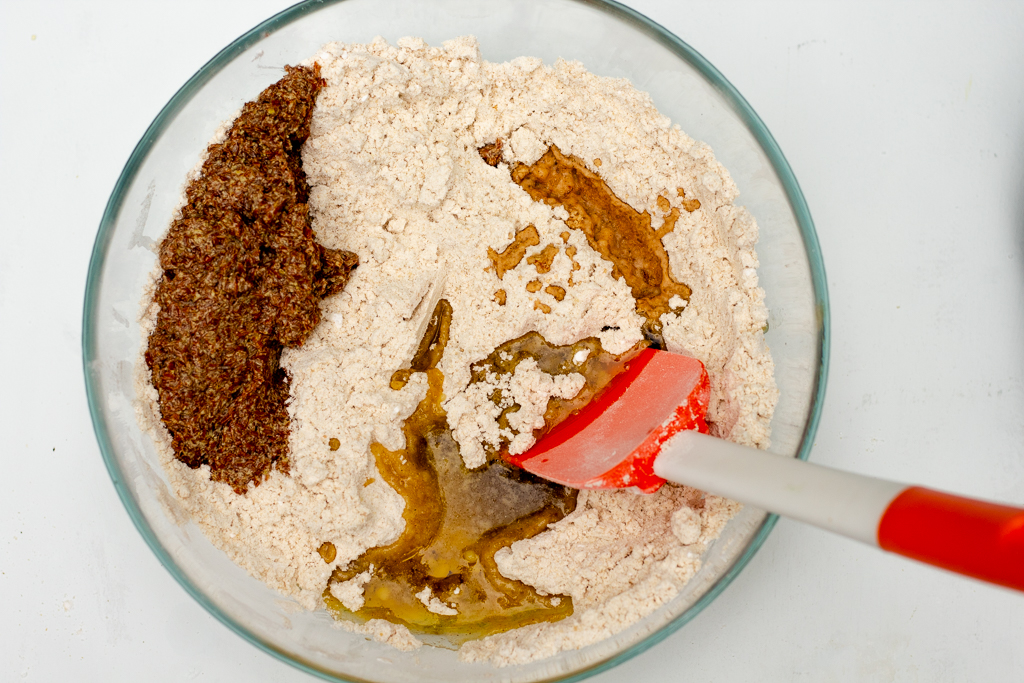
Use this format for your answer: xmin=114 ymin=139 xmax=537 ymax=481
xmin=507 ymin=348 xmax=1024 ymax=593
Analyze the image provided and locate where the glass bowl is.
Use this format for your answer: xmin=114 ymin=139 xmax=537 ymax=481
xmin=83 ymin=0 xmax=829 ymax=681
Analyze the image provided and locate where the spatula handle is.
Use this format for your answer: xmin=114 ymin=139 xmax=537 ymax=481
xmin=878 ymin=487 xmax=1024 ymax=592
xmin=654 ymin=430 xmax=1024 ymax=592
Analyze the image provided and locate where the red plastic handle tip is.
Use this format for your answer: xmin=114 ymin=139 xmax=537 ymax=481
xmin=878 ymin=486 xmax=1024 ymax=592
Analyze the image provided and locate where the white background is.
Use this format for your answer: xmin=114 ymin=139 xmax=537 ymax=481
xmin=2 ymin=1 xmax=1023 ymax=681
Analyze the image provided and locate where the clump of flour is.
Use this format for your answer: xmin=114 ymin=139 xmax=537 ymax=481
xmin=447 ymin=357 xmax=586 ymax=467
xmin=137 ymin=35 xmax=777 ymax=664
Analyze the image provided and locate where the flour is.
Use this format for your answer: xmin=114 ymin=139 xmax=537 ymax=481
xmin=330 ymin=570 xmax=372 ymax=612
xmin=447 ymin=357 xmax=586 ymax=467
xmin=415 ymin=586 xmax=459 ymax=616
xmin=137 ymin=35 xmax=777 ymax=665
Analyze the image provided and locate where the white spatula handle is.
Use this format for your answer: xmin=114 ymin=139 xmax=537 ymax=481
xmin=653 ymin=430 xmax=905 ymax=545
xmin=654 ymin=430 xmax=1024 ymax=591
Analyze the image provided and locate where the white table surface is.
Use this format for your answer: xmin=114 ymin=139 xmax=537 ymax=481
xmin=3 ymin=1 xmax=1023 ymax=681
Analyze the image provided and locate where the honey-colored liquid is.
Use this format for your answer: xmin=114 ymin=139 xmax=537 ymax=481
xmin=325 ymin=301 xmax=585 ymax=643
xmin=324 ymin=301 xmax=646 ymax=643
xmin=511 ymin=145 xmax=690 ymax=343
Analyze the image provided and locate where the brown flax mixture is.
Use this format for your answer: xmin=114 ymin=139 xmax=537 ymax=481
xmin=145 ymin=64 xmax=358 ymax=493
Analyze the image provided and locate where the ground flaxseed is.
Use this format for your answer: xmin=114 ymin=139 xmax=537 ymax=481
xmin=145 ymin=64 xmax=358 ymax=493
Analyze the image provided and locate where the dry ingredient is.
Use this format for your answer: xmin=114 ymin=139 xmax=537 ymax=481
xmin=144 ymin=64 xmax=358 ymax=493
xmin=137 ymin=35 xmax=777 ymax=666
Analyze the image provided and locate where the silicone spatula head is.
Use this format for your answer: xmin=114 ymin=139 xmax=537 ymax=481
xmin=505 ymin=348 xmax=711 ymax=493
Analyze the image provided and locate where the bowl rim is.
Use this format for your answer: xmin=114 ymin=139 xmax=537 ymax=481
xmin=82 ymin=0 xmax=830 ymax=681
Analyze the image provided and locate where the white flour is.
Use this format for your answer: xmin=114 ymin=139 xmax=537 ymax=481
xmin=137 ymin=36 xmax=777 ymax=665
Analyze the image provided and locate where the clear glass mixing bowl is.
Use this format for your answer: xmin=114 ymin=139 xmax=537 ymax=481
xmin=83 ymin=1 xmax=829 ymax=681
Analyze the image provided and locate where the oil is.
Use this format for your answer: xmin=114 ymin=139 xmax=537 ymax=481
xmin=510 ymin=145 xmax=691 ymax=344
xmin=487 ymin=224 xmax=540 ymax=279
xmin=324 ymin=301 xmax=580 ymax=643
